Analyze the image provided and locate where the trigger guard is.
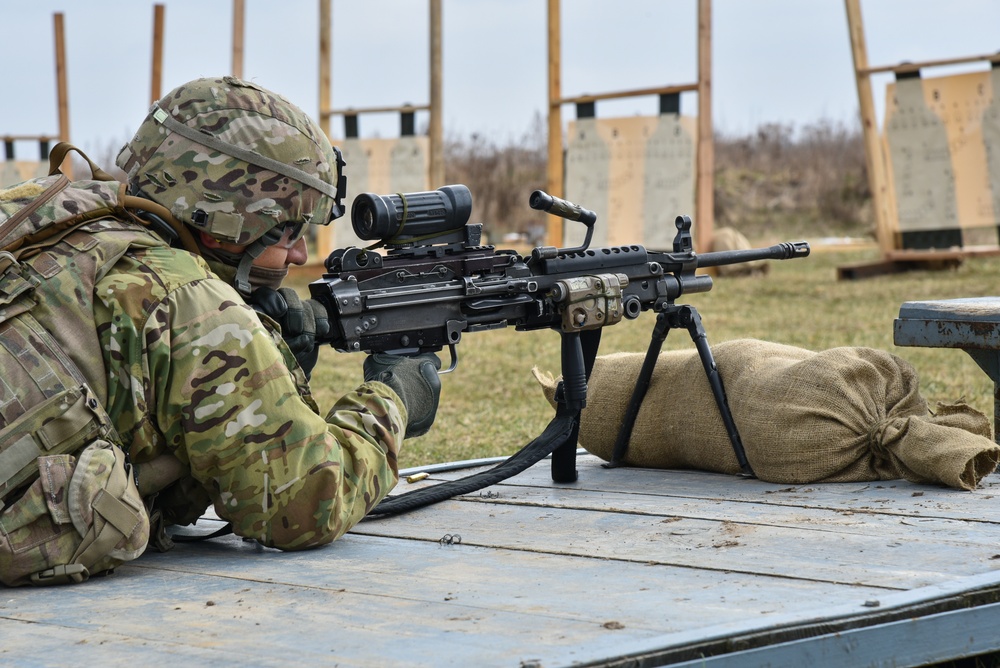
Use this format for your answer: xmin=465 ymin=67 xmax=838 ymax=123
xmin=440 ymin=344 xmax=458 ymax=375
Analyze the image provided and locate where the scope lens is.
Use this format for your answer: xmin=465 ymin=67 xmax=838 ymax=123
xmin=351 ymin=195 xmax=394 ymax=240
xmin=356 ymin=205 xmax=375 ymax=238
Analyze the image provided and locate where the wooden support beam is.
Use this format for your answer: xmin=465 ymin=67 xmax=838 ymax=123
xmin=545 ymin=0 xmax=564 ymax=247
xmin=695 ymin=0 xmax=713 ymax=253
xmin=319 ymin=0 xmax=331 ymax=137
xmin=329 ymin=104 xmax=430 ymax=116
xmin=232 ymin=0 xmax=245 ymax=78
xmin=53 ymin=12 xmax=71 ymax=178
xmin=0 ymin=135 xmax=56 ymax=142
xmin=151 ymin=4 xmax=165 ymax=104
xmin=557 ymin=83 xmax=698 ymax=106
xmin=844 ymin=0 xmax=894 ymax=255
xmin=429 ymin=0 xmax=444 ymax=188
xmin=863 ymin=51 xmax=1000 ymax=76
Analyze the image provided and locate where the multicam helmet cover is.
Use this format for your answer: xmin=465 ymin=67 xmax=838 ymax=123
xmin=116 ymin=76 xmax=345 ymax=246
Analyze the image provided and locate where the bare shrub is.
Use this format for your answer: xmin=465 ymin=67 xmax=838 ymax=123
xmin=714 ymin=119 xmax=871 ymax=241
xmin=446 ymin=115 xmax=871 ymax=245
xmin=443 ymin=112 xmax=548 ymax=244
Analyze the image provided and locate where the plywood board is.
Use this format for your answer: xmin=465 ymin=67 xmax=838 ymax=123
xmin=564 ymin=114 xmax=697 ymax=250
xmin=317 ymin=136 xmax=429 ymax=257
xmin=883 ymin=68 xmax=1000 ymax=249
xmin=0 ymin=161 xmax=48 ymax=188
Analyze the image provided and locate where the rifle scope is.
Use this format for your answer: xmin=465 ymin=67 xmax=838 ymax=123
xmin=351 ymin=184 xmax=473 ymax=242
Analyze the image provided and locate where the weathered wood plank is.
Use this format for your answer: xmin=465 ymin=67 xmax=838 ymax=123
xmin=3 ymin=455 xmax=998 ymax=667
xmin=407 ymin=455 xmax=1000 ymax=523
xmin=0 ymin=532 xmax=890 ymax=668
xmin=357 ymin=495 xmax=1000 ymax=590
xmin=443 ymin=484 xmax=999 ymax=542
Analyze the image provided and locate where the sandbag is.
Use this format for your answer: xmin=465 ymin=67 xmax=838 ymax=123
xmin=710 ymin=228 xmax=768 ymax=277
xmin=535 ymin=338 xmax=1000 ymax=489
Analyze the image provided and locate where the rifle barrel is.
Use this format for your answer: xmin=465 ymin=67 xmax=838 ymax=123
xmin=696 ymin=241 xmax=810 ymax=268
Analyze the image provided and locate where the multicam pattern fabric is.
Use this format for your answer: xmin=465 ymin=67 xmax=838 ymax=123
xmin=116 ymin=76 xmax=342 ymax=245
xmin=1 ymin=177 xmax=406 ymax=553
xmin=95 ymin=238 xmax=405 ymax=549
xmin=0 ymin=441 xmax=150 ymax=587
xmin=0 ymin=178 xmax=151 ymax=495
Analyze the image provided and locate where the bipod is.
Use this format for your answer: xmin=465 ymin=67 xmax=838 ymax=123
xmin=604 ymin=304 xmax=755 ymax=478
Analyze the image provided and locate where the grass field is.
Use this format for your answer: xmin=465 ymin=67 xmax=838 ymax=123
xmin=289 ymin=244 xmax=999 ymax=469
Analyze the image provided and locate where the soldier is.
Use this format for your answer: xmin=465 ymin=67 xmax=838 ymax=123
xmin=119 ymin=76 xmax=445 ymax=550
xmin=0 ymin=76 xmax=442 ymax=575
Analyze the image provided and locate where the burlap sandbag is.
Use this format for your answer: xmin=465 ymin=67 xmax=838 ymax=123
xmin=710 ymin=228 xmax=768 ymax=277
xmin=535 ymin=338 xmax=1000 ymax=489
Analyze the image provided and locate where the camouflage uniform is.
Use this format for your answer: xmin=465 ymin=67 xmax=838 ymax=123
xmin=1 ymin=75 xmax=409 ymax=556
xmin=89 ymin=230 xmax=404 ymax=550
xmin=109 ymin=76 xmax=408 ymax=549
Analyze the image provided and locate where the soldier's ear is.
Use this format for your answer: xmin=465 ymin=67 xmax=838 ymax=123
xmin=197 ymin=230 xmax=249 ymax=254
xmin=198 ymin=231 xmax=224 ymax=249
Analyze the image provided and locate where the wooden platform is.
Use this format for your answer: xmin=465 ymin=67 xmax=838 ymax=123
xmin=3 ymin=454 xmax=1000 ymax=667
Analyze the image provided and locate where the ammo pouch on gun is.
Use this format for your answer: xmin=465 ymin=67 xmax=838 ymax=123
xmin=0 ymin=255 xmax=148 ymax=586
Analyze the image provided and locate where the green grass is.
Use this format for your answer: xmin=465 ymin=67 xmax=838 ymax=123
xmin=289 ymin=246 xmax=1000 ymax=469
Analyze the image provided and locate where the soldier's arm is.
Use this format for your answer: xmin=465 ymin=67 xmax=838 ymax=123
xmin=146 ymin=278 xmax=406 ymax=549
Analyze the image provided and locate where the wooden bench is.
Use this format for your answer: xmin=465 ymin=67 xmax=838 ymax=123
xmin=894 ymin=297 xmax=1000 ymax=442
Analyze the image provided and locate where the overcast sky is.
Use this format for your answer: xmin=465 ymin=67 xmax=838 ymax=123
xmin=3 ymin=0 xmax=1000 ymax=161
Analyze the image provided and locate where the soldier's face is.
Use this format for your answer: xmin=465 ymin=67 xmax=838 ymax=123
xmin=253 ymin=234 xmax=309 ymax=270
xmin=198 ymin=229 xmax=310 ymax=272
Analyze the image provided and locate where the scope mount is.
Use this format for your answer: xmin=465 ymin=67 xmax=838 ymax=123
xmin=383 ymin=222 xmax=484 ymax=258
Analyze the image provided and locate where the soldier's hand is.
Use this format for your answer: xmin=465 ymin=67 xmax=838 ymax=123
xmin=363 ymin=353 xmax=442 ymax=438
xmin=249 ymin=287 xmax=330 ymax=378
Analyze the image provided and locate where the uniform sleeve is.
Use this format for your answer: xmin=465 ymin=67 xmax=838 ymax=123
xmin=145 ymin=278 xmax=406 ymax=550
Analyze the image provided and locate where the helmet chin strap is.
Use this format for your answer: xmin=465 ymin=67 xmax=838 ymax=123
xmin=199 ymin=231 xmax=289 ymax=297
xmin=233 ymin=238 xmax=270 ymax=297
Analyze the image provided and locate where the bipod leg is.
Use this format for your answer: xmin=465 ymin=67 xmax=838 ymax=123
xmin=680 ymin=305 xmax=755 ymax=478
xmin=605 ymin=310 xmax=673 ymax=468
xmin=551 ymin=329 xmax=601 ymax=482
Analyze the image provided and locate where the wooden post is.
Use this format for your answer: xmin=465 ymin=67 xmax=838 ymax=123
xmin=53 ymin=12 xmax=71 ymax=178
xmin=319 ymin=0 xmax=331 ymax=138
xmin=844 ymin=0 xmax=893 ymax=254
xmin=317 ymin=0 xmax=334 ymax=260
xmin=151 ymin=4 xmax=165 ymax=104
xmin=545 ymin=0 xmax=563 ymax=246
xmin=232 ymin=0 xmax=245 ymax=78
xmin=695 ymin=0 xmax=714 ymax=253
xmin=428 ymin=0 xmax=444 ymax=188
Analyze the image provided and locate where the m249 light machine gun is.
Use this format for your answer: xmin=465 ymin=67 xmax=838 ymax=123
xmin=309 ymin=185 xmax=810 ymax=516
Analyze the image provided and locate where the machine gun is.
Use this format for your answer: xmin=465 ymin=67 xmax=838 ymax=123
xmin=309 ymin=185 xmax=810 ymax=516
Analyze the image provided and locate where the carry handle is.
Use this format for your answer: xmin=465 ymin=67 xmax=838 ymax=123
xmin=48 ymin=142 xmax=117 ymax=182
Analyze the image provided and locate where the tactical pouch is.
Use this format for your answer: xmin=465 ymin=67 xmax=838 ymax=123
xmin=0 ymin=250 xmax=148 ymax=586
xmin=0 ymin=439 xmax=149 ymax=586
xmin=0 ymin=252 xmax=118 ymax=503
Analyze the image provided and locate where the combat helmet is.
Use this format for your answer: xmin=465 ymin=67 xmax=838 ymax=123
xmin=116 ymin=75 xmax=346 ymax=294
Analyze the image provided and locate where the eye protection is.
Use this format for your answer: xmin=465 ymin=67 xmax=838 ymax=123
xmin=274 ymin=221 xmax=307 ymax=248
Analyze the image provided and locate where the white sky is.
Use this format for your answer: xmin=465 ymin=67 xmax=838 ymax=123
xmin=2 ymin=0 xmax=1000 ymax=161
